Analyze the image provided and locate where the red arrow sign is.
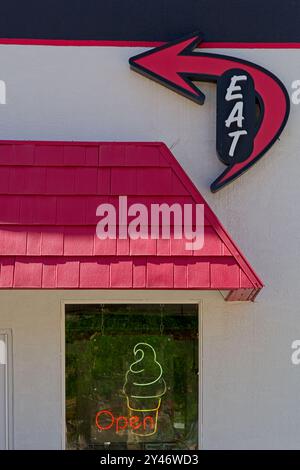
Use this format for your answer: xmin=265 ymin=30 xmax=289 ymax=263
xmin=129 ymin=32 xmax=290 ymax=192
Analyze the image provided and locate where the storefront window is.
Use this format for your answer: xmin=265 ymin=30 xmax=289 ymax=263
xmin=65 ymin=304 xmax=199 ymax=450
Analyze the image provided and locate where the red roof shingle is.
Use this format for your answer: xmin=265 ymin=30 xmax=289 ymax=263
xmin=0 ymin=140 xmax=263 ymax=300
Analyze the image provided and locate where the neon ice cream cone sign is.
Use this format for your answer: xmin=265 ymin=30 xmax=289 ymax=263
xmin=123 ymin=342 xmax=166 ymax=437
xmin=95 ymin=342 xmax=166 ymax=437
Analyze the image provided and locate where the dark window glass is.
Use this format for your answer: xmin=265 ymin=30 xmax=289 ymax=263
xmin=65 ymin=304 xmax=199 ymax=450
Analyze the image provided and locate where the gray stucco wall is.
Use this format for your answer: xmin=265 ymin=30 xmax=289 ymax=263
xmin=0 ymin=45 xmax=299 ymax=449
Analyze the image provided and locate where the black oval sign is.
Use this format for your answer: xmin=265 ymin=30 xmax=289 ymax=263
xmin=216 ymin=68 xmax=256 ymax=166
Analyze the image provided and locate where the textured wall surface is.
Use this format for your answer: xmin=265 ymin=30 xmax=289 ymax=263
xmin=0 ymin=44 xmax=299 ymax=449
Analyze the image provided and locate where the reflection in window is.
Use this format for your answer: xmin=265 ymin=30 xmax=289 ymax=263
xmin=65 ymin=304 xmax=199 ymax=450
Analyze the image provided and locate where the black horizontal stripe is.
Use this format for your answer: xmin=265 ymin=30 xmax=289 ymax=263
xmin=0 ymin=0 xmax=299 ymax=43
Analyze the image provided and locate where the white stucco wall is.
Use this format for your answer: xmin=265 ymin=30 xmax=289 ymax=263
xmin=0 ymin=45 xmax=299 ymax=449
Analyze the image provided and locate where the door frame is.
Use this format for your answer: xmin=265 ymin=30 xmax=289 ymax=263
xmin=0 ymin=329 xmax=14 ymax=450
xmin=60 ymin=293 xmax=203 ymax=450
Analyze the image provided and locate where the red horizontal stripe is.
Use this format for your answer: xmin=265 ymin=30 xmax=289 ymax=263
xmin=0 ymin=38 xmax=300 ymax=48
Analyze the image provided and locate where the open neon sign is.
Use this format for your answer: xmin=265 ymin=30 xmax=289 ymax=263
xmin=95 ymin=409 xmax=156 ymax=434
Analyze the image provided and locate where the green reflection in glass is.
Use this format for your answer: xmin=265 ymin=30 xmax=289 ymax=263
xmin=65 ymin=304 xmax=198 ymax=450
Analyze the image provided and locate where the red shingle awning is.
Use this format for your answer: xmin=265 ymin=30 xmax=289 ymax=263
xmin=0 ymin=140 xmax=263 ymax=300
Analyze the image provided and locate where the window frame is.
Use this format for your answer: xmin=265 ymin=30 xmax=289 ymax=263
xmin=60 ymin=295 xmax=203 ymax=451
xmin=0 ymin=328 xmax=14 ymax=450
